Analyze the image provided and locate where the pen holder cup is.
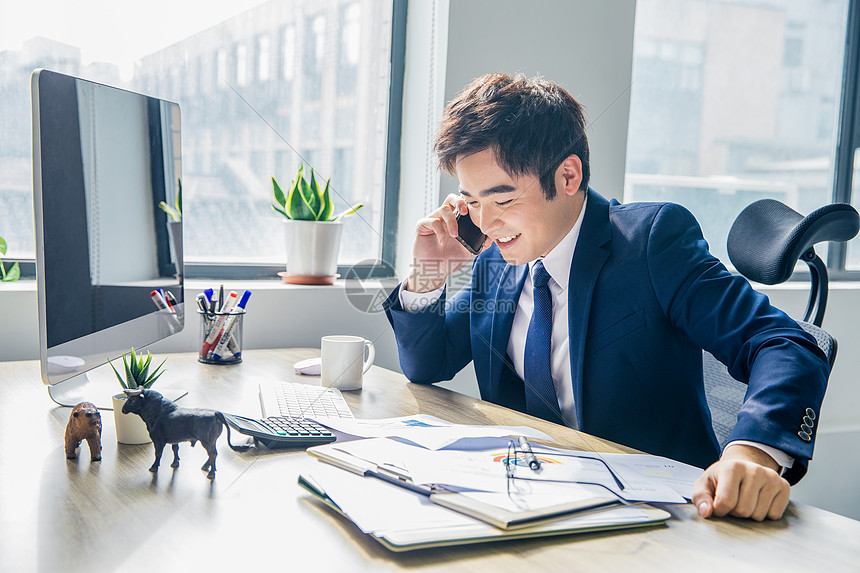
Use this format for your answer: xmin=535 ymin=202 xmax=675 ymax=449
xmin=198 ymin=309 xmax=246 ymax=365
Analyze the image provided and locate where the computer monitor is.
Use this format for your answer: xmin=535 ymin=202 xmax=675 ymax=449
xmin=32 ymin=69 xmax=185 ymax=409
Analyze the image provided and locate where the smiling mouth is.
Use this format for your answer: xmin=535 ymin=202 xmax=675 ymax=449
xmin=496 ymin=233 xmax=521 ymax=245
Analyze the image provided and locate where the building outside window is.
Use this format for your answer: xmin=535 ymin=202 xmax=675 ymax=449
xmin=258 ymin=34 xmax=271 ymax=83
xmin=0 ymin=0 xmax=397 ymax=271
xmin=625 ymin=0 xmax=850 ymax=267
xmin=337 ymin=3 xmax=361 ymax=97
xmin=236 ymin=43 xmax=248 ymax=87
xmin=304 ymin=14 xmax=326 ymax=101
xmin=283 ymin=25 xmax=296 ymax=81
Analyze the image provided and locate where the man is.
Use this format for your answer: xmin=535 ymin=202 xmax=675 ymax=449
xmin=383 ymin=73 xmax=829 ymax=521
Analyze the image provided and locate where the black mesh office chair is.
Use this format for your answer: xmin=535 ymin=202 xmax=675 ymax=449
xmin=703 ymin=199 xmax=860 ymax=449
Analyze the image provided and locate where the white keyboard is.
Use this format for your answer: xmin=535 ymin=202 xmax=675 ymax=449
xmin=259 ymin=381 xmax=355 ymax=420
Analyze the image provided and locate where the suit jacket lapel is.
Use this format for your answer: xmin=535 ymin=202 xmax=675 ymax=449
xmin=568 ymin=190 xmax=612 ymax=428
xmin=489 ymin=262 xmax=527 ymax=403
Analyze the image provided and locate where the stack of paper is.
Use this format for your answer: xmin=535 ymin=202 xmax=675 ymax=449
xmin=296 ymin=420 xmax=706 ymax=551
xmin=299 ymin=463 xmax=671 ymax=552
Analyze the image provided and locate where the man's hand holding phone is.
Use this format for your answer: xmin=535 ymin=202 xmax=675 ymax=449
xmin=407 ymin=194 xmax=488 ymax=293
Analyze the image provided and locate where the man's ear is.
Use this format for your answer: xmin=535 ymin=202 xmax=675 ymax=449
xmin=556 ymin=154 xmax=583 ymax=197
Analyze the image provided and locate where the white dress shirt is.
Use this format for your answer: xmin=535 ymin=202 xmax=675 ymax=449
xmin=504 ymin=198 xmax=587 ymax=428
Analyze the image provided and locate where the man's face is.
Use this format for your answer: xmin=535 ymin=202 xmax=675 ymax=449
xmin=455 ymin=148 xmax=582 ymax=266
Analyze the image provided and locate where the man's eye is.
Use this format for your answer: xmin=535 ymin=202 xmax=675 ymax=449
xmin=496 ymin=200 xmax=513 ymax=207
xmin=468 ymin=201 xmax=480 ymax=207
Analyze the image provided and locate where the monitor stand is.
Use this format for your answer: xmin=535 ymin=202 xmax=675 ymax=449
xmin=47 ymin=373 xmax=187 ymax=410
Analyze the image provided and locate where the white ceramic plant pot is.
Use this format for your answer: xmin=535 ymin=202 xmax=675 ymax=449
xmin=284 ymin=220 xmax=344 ymax=277
xmin=112 ymin=393 xmax=151 ymax=445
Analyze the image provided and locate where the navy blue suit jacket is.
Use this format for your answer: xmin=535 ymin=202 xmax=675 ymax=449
xmin=384 ymin=190 xmax=829 ymax=483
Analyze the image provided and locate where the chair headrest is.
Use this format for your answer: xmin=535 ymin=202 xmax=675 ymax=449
xmin=727 ymin=200 xmax=860 ymax=284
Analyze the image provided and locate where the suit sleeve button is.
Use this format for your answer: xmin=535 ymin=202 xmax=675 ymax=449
xmin=798 ymin=430 xmax=812 ymax=442
xmin=801 ymin=423 xmax=813 ymax=434
xmin=805 ymin=408 xmax=816 ymax=420
xmin=803 ymin=416 xmax=814 ymax=427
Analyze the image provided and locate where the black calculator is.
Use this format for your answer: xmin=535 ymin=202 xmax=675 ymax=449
xmin=221 ymin=412 xmax=336 ymax=448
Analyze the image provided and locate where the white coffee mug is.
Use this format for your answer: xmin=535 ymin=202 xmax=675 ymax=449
xmin=321 ymin=335 xmax=375 ymax=391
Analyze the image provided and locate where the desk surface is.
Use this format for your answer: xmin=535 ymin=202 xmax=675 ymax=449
xmin=2 ymin=349 xmax=859 ymax=572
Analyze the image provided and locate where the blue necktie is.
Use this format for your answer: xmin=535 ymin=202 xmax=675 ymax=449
xmin=523 ymin=260 xmax=563 ymax=424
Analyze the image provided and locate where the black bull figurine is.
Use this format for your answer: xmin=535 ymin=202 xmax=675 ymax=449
xmin=122 ymin=388 xmax=248 ymax=479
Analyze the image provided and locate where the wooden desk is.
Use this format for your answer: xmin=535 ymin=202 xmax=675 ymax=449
xmin=2 ymin=349 xmax=859 ymax=572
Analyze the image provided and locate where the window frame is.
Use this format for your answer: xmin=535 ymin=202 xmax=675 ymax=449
xmin=829 ymin=0 xmax=860 ymax=279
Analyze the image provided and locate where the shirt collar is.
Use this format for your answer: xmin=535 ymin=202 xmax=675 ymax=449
xmin=528 ymin=193 xmax=588 ymax=291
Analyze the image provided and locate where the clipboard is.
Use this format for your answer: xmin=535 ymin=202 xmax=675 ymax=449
xmin=305 ymin=442 xmax=664 ymax=531
xmin=298 ymin=472 xmax=671 ymax=552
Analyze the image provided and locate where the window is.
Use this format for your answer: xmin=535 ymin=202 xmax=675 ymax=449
xmin=839 ymin=3 xmax=860 ymax=270
xmin=217 ymin=48 xmax=228 ymax=87
xmin=625 ymin=0 xmax=850 ymax=268
xmin=283 ymin=25 xmax=296 ymax=81
xmin=337 ymin=3 xmax=361 ymax=97
xmin=0 ymin=0 xmax=404 ymax=276
xmin=257 ymin=34 xmax=271 ymax=82
xmin=236 ymin=43 xmax=248 ymax=86
xmin=304 ymin=14 xmax=326 ymax=101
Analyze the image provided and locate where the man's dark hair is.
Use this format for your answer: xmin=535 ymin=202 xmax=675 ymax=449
xmin=435 ymin=73 xmax=590 ymax=199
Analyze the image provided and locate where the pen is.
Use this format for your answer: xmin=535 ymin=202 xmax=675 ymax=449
xmin=203 ymin=288 xmax=214 ymax=308
xmin=150 ymin=289 xmax=171 ymax=312
xmin=518 ymin=436 xmax=541 ymax=471
xmin=196 ymin=293 xmax=208 ymax=313
xmin=165 ymin=290 xmax=178 ymax=310
xmin=223 ymin=290 xmax=251 ymax=356
xmin=211 ymin=290 xmax=252 ymax=360
xmin=218 ymin=284 xmax=224 ymax=312
xmin=161 ymin=290 xmax=175 ymax=312
xmin=321 ymin=448 xmax=434 ymax=497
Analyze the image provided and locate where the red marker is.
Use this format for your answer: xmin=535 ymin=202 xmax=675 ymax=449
xmin=150 ymin=290 xmax=172 ymax=312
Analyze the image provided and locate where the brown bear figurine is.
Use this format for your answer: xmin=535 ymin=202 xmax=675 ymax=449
xmin=65 ymin=402 xmax=102 ymax=461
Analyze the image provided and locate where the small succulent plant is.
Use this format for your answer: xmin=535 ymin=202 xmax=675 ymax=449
xmin=108 ymin=348 xmax=167 ymax=390
xmin=272 ymin=163 xmax=363 ymax=222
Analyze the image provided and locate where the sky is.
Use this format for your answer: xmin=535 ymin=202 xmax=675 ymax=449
xmin=0 ymin=0 xmax=270 ymax=80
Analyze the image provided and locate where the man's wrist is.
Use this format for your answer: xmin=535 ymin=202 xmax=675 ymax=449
xmin=721 ymin=443 xmax=781 ymax=472
xmin=399 ymin=281 xmax=444 ymax=312
xmin=725 ymin=440 xmax=794 ymax=473
xmin=406 ymin=268 xmax=447 ymax=293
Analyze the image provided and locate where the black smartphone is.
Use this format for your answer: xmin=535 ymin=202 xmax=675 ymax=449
xmin=455 ymin=210 xmax=487 ymax=255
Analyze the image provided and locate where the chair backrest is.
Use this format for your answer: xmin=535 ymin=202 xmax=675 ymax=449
xmin=703 ymin=321 xmax=836 ymax=449
xmin=727 ymin=200 xmax=859 ymax=326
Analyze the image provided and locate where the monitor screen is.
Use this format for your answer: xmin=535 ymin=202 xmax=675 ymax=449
xmin=32 ymin=69 xmax=184 ymax=405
